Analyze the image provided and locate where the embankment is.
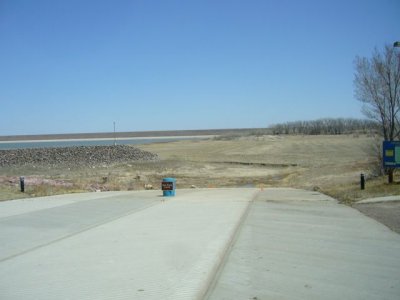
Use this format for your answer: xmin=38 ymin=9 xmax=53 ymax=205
xmin=0 ymin=145 xmax=158 ymax=167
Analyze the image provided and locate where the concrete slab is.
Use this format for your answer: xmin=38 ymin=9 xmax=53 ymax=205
xmin=2 ymin=188 xmax=400 ymax=300
xmin=0 ymin=188 xmax=257 ymax=300
xmin=258 ymin=187 xmax=337 ymax=202
xmin=0 ymin=191 xmax=133 ymax=219
xmin=206 ymin=188 xmax=400 ymax=300
xmin=0 ymin=191 xmax=160 ymax=262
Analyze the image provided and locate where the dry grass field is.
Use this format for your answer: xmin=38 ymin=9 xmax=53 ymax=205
xmin=0 ymin=134 xmax=398 ymax=204
xmin=140 ymin=134 xmax=399 ymax=202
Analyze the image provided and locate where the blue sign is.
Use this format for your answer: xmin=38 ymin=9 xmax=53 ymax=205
xmin=383 ymin=141 xmax=400 ymax=168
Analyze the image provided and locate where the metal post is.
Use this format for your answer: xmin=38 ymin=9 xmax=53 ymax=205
xmin=20 ymin=176 xmax=25 ymax=193
xmin=388 ymin=169 xmax=394 ymax=184
xmin=360 ymin=173 xmax=365 ymax=190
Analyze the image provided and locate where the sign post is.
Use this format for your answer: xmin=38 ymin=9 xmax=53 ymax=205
xmin=382 ymin=141 xmax=400 ymax=183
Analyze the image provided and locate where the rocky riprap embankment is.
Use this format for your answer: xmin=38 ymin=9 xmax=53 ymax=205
xmin=0 ymin=145 xmax=158 ymax=167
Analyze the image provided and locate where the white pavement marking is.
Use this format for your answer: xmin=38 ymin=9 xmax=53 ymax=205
xmin=206 ymin=188 xmax=400 ymax=300
xmin=0 ymin=189 xmax=257 ymax=300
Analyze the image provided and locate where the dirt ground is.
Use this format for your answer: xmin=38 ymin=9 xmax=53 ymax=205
xmin=139 ymin=134 xmax=382 ymax=191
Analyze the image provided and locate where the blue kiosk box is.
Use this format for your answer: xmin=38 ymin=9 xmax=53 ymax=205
xmin=162 ymin=178 xmax=176 ymax=197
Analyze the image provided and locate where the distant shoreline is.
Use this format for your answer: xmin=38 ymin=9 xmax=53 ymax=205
xmin=0 ymin=135 xmax=214 ymax=144
xmin=0 ymin=128 xmax=263 ymax=142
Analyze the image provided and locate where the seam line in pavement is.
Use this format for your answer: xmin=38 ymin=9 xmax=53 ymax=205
xmin=0 ymin=201 xmax=159 ymax=263
xmin=200 ymin=190 xmax=259 ymax=300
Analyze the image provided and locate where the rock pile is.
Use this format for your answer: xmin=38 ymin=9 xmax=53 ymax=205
xmin=0 ymin=145 xmax=158 ymax=167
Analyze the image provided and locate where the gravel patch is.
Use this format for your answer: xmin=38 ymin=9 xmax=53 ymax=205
xmin=354 ymin=202 xmax=400 ymax=234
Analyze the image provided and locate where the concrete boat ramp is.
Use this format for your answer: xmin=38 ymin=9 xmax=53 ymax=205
xmin=0 ymin=188 xmax=399 ymax=299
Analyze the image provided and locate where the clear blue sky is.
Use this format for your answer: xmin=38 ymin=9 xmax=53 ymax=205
xmin=0 ymin=0 xmax=399 ymax=135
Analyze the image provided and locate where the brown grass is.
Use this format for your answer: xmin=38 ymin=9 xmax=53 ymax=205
xmin=321 ymin=176 xmax=400 ymax=205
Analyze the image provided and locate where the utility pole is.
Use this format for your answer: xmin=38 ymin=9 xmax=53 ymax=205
xmin=113 ymin=121 xmax=116 ymax=146
xmin=393 ymin=41 xmax=400 ymax=72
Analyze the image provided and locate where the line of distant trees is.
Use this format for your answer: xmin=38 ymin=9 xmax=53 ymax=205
xmin=268 ymin=118 xmax=379 ymax=135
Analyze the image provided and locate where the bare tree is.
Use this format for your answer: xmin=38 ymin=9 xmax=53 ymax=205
xmin=354 ymin=45 xmax=400 ymax=141
xmin=354 ymin=45 xmax=400 ymax=182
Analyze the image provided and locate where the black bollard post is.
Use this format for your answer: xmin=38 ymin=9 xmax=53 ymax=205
xmin=360 ymin=173 xmax=365 ymax=190
xmin=20 ymin=176 xmax=25 ymax=193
